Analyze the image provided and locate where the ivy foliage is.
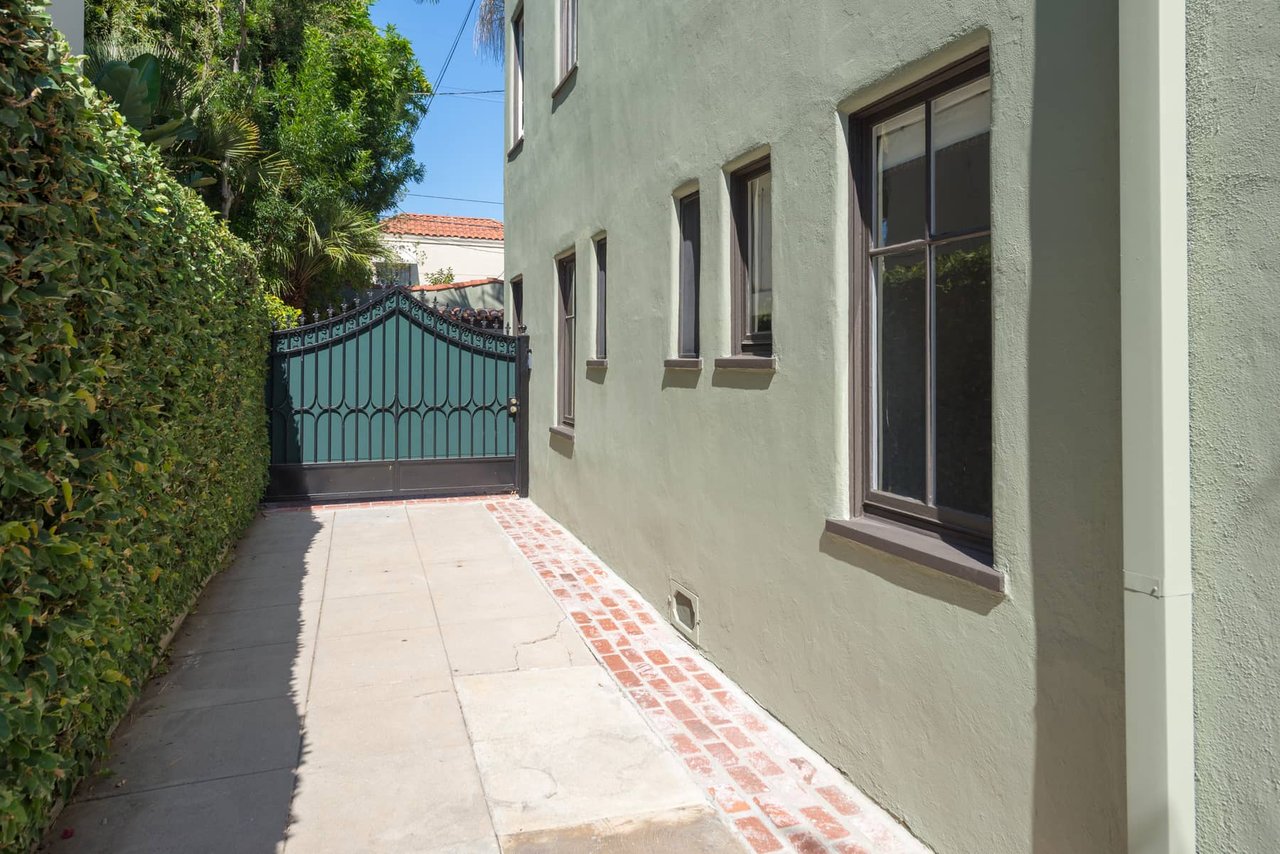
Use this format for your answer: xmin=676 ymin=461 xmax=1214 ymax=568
xmin=0 ymin=5 xmax=270 ymax=847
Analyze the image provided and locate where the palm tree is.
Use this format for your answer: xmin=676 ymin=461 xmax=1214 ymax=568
xmin=264 ymin=200 xmax=390 ymax=308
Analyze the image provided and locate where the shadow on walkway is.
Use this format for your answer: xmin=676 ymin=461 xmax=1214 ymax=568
xmin=43 ymin=510 xmax=326 ymax=854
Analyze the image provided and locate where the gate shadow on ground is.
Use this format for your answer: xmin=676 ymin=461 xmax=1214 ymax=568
xmin=43 ymin=510 xmax=325 ymax=854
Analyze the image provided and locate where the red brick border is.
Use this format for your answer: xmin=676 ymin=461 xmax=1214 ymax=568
xmin=484 ymin=499 xmax=930 ymax=854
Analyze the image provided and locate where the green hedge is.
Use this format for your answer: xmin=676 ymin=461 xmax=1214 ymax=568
xmin=0 ymin=6 xmax=270 ymax=847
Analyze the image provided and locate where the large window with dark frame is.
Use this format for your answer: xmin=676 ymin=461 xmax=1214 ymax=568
xmin=730 ymin=159 xmax=773 ymax=356
xmin=557 ymin=254 xmax=576 ymax=427
xmin=594 ymin=237 xmax=607 ymax=360
xmin=677 ymin=192 xmax=701 ymax=358
xmin=512 ymin=10 xmax=525 ymax=140
xmin=558 ymin=0 xmax=578 ymax=82
xmin=854 ymin=53 xmax=992 ymax=543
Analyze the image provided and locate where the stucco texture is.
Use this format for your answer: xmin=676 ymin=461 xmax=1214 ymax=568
xmin=1188 ymin=2 xmax=1280 ymax=851
xmin=505 ymin=3 xmax=1125 ymax=852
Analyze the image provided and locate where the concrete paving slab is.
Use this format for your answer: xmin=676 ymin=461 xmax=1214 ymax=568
xmin=303 ymin=689 xmax=469 ymax=759
xmin=46 ymin=768 xmax=295 ymax=854
xmin=458 ymin=668 xmax=705 ymax=836
xmin=440 ymin=613 xmax=592 ymax=676
xmin=219 ymin=548 xmax=329 ymax=583
xmin=500 ymin=806 xmax=748 ymax=854
xmin=316 ymin=591 xmax=437 ymax=637
xmin=306 ymin=627 xmax=451 ymax=708
xmin=323 ymin=543 xmax=421 ymax=570
xmin=286 ymin=745 xmax=496 ymax=854
xmin=320 ymin=563 xmax=431 ymax=600
xmin=134 ymin=642 xmax=307 ymax=717
xmin=423 ymin=553 xmax=532 ymax=586
xmin=432 ymin=573 xmax=563 ymax=627
xmin=174 ymin=602 xmax=320 ymax=657
xmin=194 ymin=571 xmax=322 ymax=614
xmin=76 ymin=698 xmax=300 ymax=800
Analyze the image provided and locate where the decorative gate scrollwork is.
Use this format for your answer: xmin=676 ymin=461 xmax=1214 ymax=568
xmin=266 ymin=287 xmax=529 ymax=502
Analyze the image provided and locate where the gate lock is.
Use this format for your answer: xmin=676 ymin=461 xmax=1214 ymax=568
xmin=507 ymin=397 xmax=520 ymax=416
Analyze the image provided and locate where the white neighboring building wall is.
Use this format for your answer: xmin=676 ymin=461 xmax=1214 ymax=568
xmin=378 ymin=214 xmax=505 ymax=285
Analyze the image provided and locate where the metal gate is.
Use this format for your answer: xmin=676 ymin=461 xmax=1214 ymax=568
xmin=265 ymin=287 xmax=528 ymax=502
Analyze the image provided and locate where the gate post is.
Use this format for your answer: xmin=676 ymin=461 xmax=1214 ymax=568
xmin=516 ymin=334 xmax=531 ymax=497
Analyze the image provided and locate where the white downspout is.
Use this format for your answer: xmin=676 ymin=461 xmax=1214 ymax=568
xmin=1118 ymin=1 xmax=1195 ymax=853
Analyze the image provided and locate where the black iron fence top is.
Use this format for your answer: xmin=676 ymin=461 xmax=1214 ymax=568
xmin=271 ymin=286 xmax=518 ymax=358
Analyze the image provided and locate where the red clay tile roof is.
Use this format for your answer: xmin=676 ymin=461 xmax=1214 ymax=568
xmin=381 ymin=213 xmax=504 ymax=241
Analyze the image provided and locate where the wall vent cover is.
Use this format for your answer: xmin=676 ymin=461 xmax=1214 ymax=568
xmin=669 ymin=580 xmax=700 ymax=645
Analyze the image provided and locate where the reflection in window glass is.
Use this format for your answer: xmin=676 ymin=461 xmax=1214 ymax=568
xmin=874 ymin=105 xmax=926 ymax=247
xmin=747 ymin=172 xmax=772 ymax=336
xmin=931 ymin=79 xmax=991 ymax=235
xmin=874 ymin=251 xmax=927 ymax=501
xmin=934 ymin=237 xmax=992 ymax=517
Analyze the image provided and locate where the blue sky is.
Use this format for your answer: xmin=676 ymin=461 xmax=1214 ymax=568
xmin=370 ymin=0 xmax=505 ymax=221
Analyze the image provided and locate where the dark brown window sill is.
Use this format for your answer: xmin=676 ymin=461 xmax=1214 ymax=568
xmin=552 ymin=65 xmax=578 ymax=99
xmin=507 ymin=136 xmax=524 ymax=160
xmin=824 ymin=515 xmax=1004 ymax=594
xmin=714 ymin=355 xmax=776 ymax=372
xmin=664 ymin=358 xmax=703 ymax=370
xmin=585 ymin=358 xmax=607 ymax=369
xmin=549 ymin=425 xmax=575 ymax=442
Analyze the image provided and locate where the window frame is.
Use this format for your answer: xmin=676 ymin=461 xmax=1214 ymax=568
xmin=511 ymin=9 xmax=525 ymax=143
xmin=730 ymin=157 xmax=773 ymax=356
xmin=594 ymin=236 xmax=607 ymax=360
xmin=558 ymin=0 xmax=578 ymax=84
xmin=556 ymin=253 xmax=577 ymax=428
xmin=850 ymin=50 xmax=993 ymax=548
xmin=677 ymin=191 xmax=702 ymax=359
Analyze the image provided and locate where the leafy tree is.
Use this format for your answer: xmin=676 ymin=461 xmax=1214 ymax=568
xmin=86 ymin=0 xmax=431 ymax=308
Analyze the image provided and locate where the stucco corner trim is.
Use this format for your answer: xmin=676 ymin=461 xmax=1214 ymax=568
xmin=824 ymin=516 xmax=1004 ymax=594
xmin=549 ymin=425 xmax=575 ymax=443
xmin=713 ymin=355 xmax=777 ymax=372
xmin=585 ymin=358 xmax=608 ymax=369
xmin=664 ymin=357 xmax=703 ymax=371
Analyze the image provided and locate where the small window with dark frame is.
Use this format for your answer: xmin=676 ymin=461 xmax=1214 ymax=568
xmin=677 ymin=192 xmax=701 ymax=358
xmin=512 ymin=10 xmax=525 ymax=140
xmin=854 ymin=52 xmax=992 ymax=543
xmin=594 ymin=237 xmax=607 ymax=360
xmin=558 ymin=0 xmax=578 ymax=82
xmin=730 ymin=159 xmax=772 ymax=355
xmin=557 ymin=255 xmax=576 ymax=427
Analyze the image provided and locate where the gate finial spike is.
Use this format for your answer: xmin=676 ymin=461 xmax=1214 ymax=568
xmin=327 ymin=306 xmax=335 ymax=318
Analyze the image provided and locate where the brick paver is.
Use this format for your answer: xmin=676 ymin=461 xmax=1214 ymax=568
xmin=483 ymin=498 xmax=929 ymax=854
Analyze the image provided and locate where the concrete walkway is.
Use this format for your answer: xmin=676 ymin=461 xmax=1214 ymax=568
xmin=44 ymin=499 xmax=925 ymax=854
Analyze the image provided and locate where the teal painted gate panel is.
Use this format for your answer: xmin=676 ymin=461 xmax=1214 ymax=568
xmin=266 ymin=289 xmax=522 ymax=490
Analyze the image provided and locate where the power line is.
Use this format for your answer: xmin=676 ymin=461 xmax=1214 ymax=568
xmin=403 ymin=192 xmax=504 ymax=206
xmin=423 ymin=0 xmax=481 ymax=120
xmin=435 ymin=88 xmax=503 ymax=95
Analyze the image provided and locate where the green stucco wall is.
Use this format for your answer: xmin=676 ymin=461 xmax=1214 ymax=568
xmin=505 ymin=3 xmax=1126 ymax=851
xmin=1188 ymin=2 xmax=1280 ymax=850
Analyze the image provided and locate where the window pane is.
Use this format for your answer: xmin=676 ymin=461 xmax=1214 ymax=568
xmin=595 ymin=239 xmax=607 ymax=359
xmin=931 ymin=78 xmax=991 ymax=235
xmin=514 ymin=15 xmax=524 ymax=135
xmin=678 ymin=194 xmax=701 ymax=357
xmin=934 ymin=237 xmax=991 ymax=517
xmin=875 ymin=251 xmax=927 ymax=501
xmin=748 ymin=172 xmax=772 ymax=335
xmin=873 ymin=106 xmax=926 ymax=247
